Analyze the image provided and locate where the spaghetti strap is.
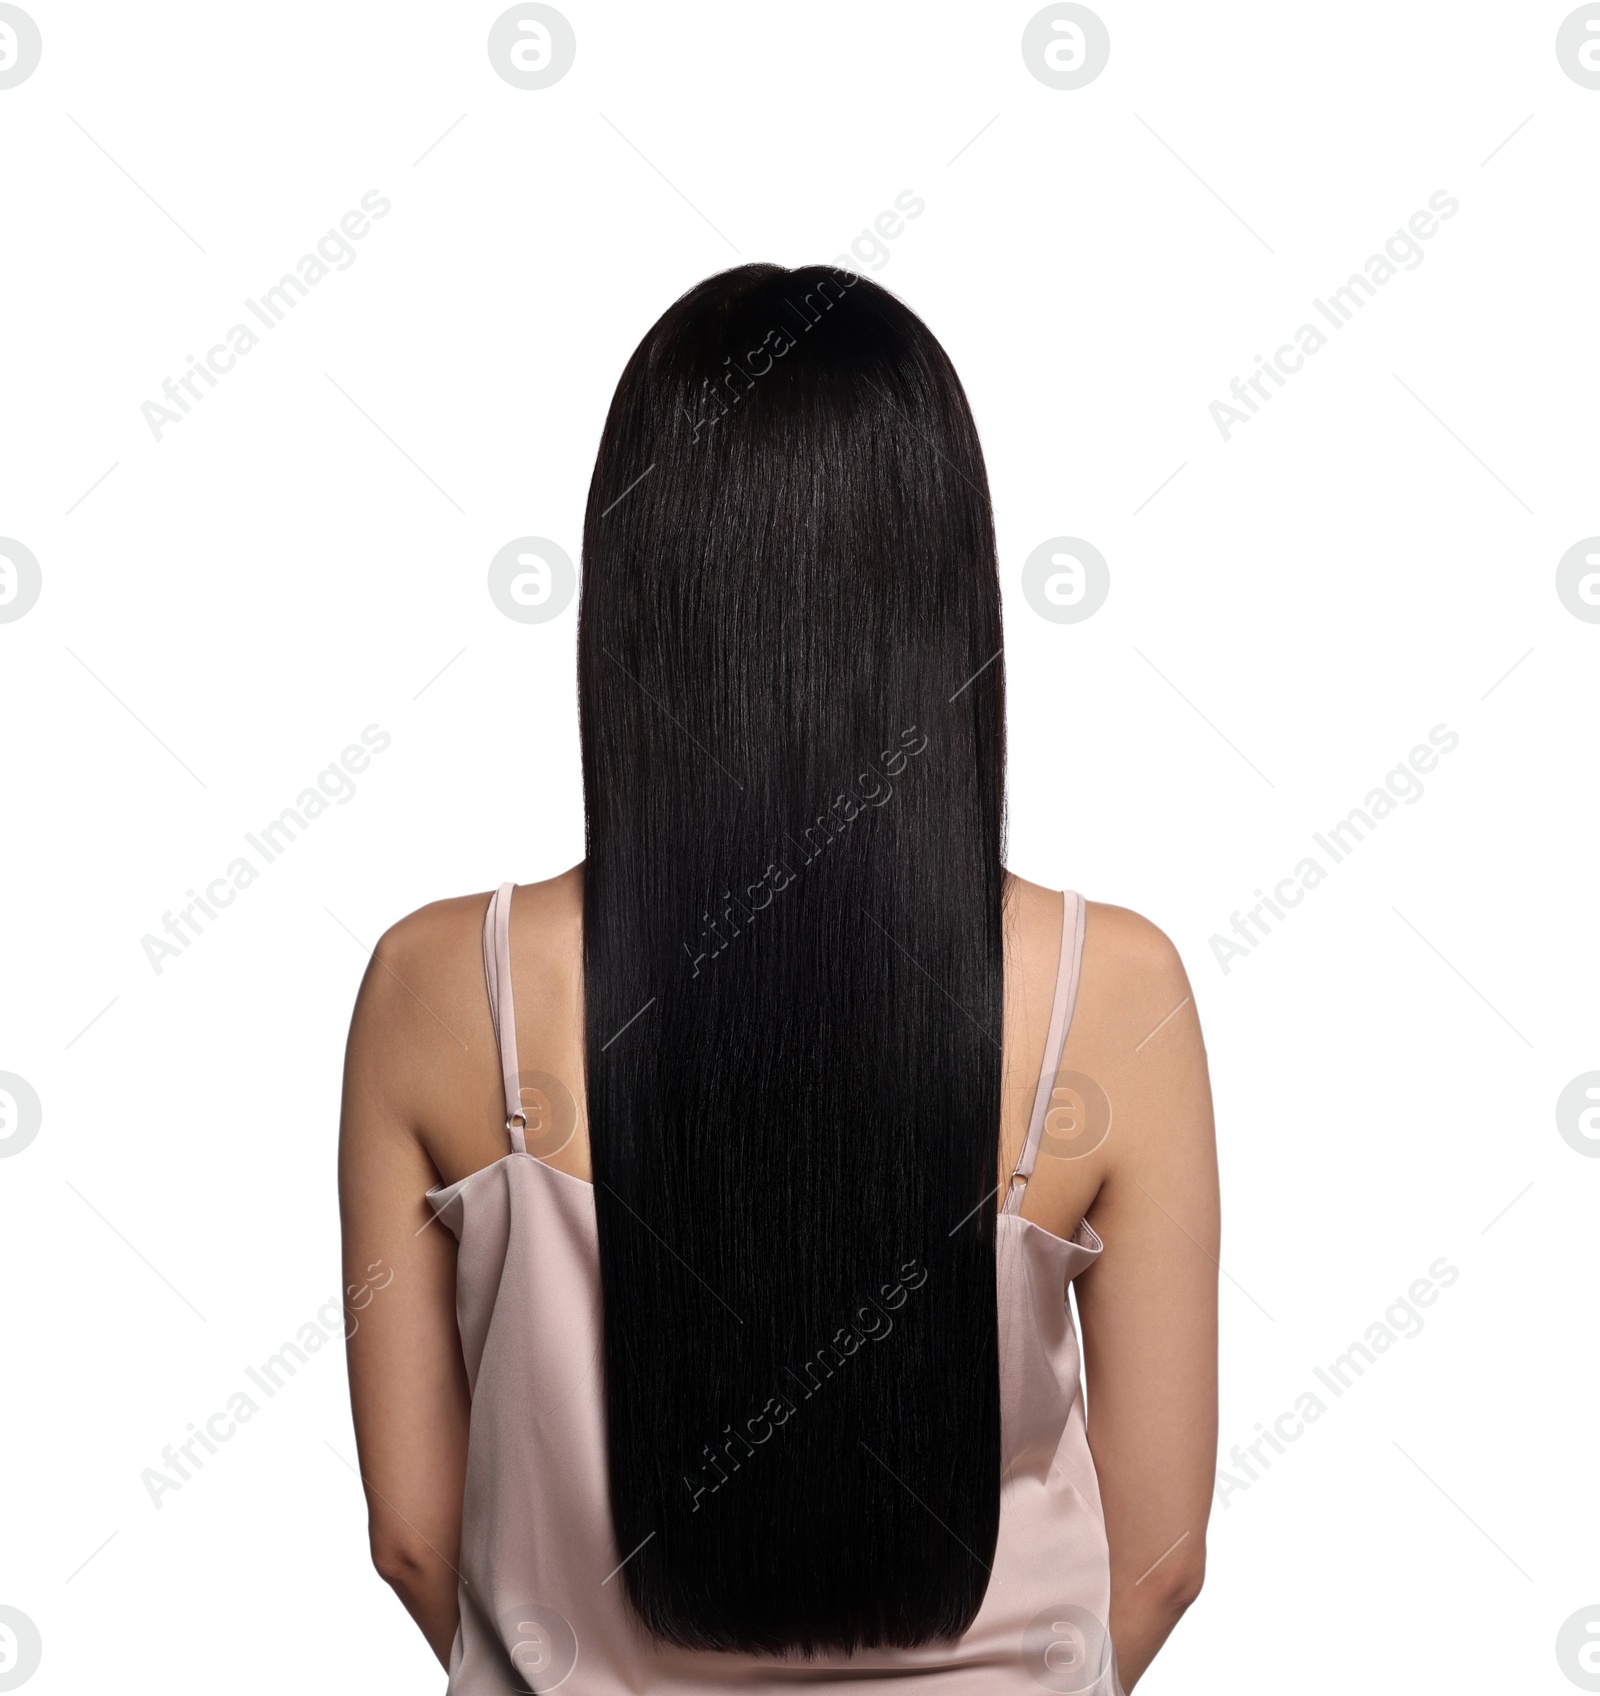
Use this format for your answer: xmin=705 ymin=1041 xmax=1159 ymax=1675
xmin=1003 ymin=890 xmax=1087 ymax=1215
xmin=482 ymin=882 xmax=527 ymax=1154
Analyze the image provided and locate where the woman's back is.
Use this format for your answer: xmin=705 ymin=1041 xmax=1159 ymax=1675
xmin=340 ymin=866 xmax=1216 ymax=1689
xmin=402 ymin=869 xmax=1107 ymax=1235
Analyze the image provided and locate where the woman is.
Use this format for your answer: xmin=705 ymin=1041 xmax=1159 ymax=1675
xmin=340 ymin=264 xmax=1218 ymax=1692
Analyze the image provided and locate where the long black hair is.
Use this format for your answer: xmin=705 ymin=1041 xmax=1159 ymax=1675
xmin=578 ymin=263 xmax=1006 ymax=1656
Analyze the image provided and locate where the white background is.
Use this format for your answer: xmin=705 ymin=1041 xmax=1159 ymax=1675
xmin=2 ymin=2 xmax=1597 ymax=1691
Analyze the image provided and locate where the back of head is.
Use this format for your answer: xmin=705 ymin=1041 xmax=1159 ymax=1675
xmin=578 ymin=263 xmax=1006 ymax=1655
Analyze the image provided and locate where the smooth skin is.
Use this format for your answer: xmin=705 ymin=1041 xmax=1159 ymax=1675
xmin=339 ymin=865 xmax=1218 ymax=1685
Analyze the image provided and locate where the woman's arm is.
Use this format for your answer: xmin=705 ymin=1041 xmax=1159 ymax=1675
xmin=1072 ymin=906 xmax=1219 ymax=1689
xmin=338 ymin=910 xmax=476 ymax=1667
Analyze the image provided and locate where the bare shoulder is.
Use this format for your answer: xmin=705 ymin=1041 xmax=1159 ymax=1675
xmin=342 ymin=892 xmax=498 ymax=1139
xmin=1005 ymin=875 xmax=1193 ymax=1019
xmin=374 ymin=889 xmax=491 ymax=975
xmin=343 ymin=867 xmax=586 ymax=1165
xmin=997 ymin=878 xmax=1209 ymax=1235
xmin=1080 ymin=901 xmax=1195 ymax=1023
xmin=355 ymin=865 xmax=582 ymax=1040
xmin=1070 ymin=900 xmax=1214 ymax=1183
xmin=359 ymin=891 xmax=495 ymax=1042
xmin=1073 ymin=899 xmax=1205 ymax=1073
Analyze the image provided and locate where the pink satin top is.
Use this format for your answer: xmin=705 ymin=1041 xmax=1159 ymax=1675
xmin=427 ymin=884 xmax=1123 ymax=1694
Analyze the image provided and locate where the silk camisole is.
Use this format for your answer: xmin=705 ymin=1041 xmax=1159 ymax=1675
xmin=427 ymin=883 xmax=1123 ymax=1695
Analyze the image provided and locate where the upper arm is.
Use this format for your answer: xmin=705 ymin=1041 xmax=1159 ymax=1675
xmin=1071 ymin=903 xmax=1219 ymax=1600
xmin=337 ymin=903 xmax=481 ymax=1576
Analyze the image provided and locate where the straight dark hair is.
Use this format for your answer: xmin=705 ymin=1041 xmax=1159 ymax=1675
xmin=578 ymin=263 xmax=1006 ymax=1656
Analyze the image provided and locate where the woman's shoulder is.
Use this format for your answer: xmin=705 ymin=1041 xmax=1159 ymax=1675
xmin=1000 ymin=874 xmax=1208 ymax=1234
xmin=1009 ymin=874 xmax=1205 ymax=1126
xmin=349 ymin=870 xmax=579 ymax=1069
xmin=345 ymin=869 xmax=586 ymax=1158
xmin=1006 ymin=871 xmax=1193 ymax=1010
xmin=367 ymin=865 xmax=584 ymax=988
xmin=1081 ymin=898 xmax=1191 ymax=1000
xmin=357 ymin=891 xmax=492 ymax=1040
xmin=362 ymin=871 xmax=1196 ymax=1047
xmin=343 ymin=892 xmax=497 ymax=1127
